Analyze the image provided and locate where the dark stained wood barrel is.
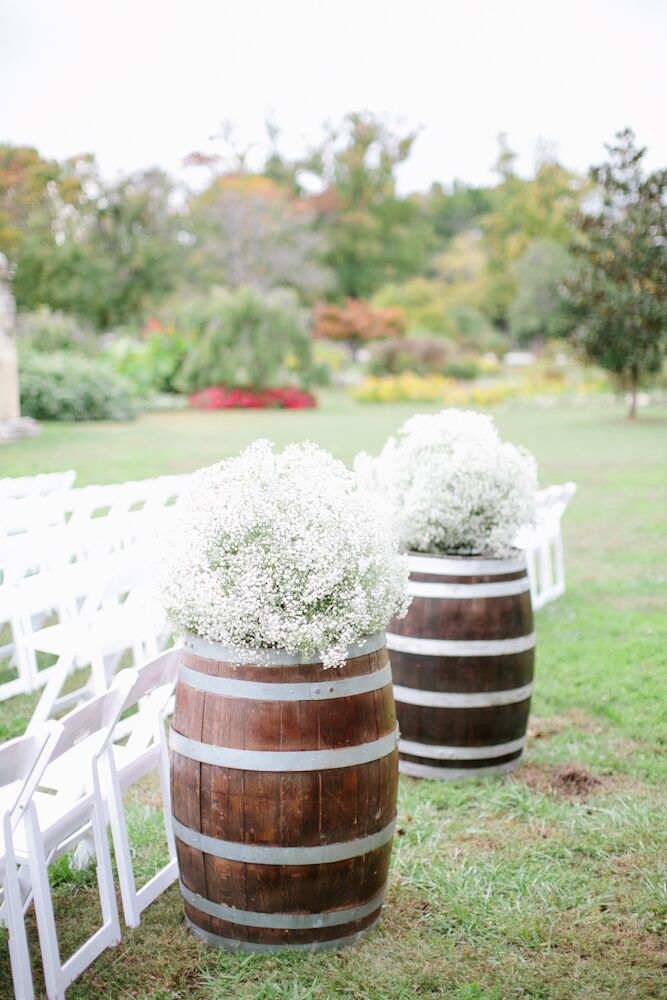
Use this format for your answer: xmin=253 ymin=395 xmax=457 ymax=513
xmin=386 ymin=552 xmax=535 ymax=779
xmin=170 ymin=632 xmax=398 ymax=952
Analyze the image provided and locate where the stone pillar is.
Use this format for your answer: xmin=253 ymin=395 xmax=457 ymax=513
xmin=0 ymin=253 xmax=20 ymax=422
xmin=0 ymin=254 xmax=39 ymax=441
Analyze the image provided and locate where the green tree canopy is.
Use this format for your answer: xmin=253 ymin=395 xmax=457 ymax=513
xmin=11 ymin=158 xmax=183 ymax=329
xmin=306 ymin=113 xmax=433 ymax=299
xmin=508 ymin=239 xmax=576 ymax=344
xmin=481 ymin=141 xmax=583 ymax=326
xmin=567 ymin=129 xmax=667 ymax=417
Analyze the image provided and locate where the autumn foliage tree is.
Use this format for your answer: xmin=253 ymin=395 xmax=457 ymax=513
xmin=187 ymin=174 xmax=330 ymax=299
xmin=314 ymin=299 xmax=405 ymax=355
xmin=567 ymin=129 xmax=667 ymax=417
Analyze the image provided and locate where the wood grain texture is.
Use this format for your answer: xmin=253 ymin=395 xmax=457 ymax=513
xmin=390 ymin=554 xmax=535 ymax=778
xmin=171 ymin=643 xmax=398 ymax=950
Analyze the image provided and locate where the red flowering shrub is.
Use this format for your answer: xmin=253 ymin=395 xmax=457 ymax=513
xmin=189 ymin=386 xmax=317 ymax=410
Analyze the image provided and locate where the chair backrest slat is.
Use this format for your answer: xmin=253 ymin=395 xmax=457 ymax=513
xmin=0 ymin=721 xmax=62 ymax=828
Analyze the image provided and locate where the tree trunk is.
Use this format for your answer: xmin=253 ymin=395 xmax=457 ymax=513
xmin=628 ymin=366 xmax=639 ymax=419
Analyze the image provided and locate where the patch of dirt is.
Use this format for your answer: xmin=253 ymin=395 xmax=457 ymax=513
xmin=528 ymin=710 xmax=605 ymax=740
xmin=554 ymin=764 xmax=604 ymax=795
xmin=518 ymin=762 xmax=607 ymax=797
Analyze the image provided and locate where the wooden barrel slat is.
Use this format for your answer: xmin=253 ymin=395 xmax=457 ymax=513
xmin=171 ymin=634 xmax=398 ymax=951
xmin=389 ymin=552 xmax=535 ymax=780
xmin=391 ymin=649 xmax=534 ymax=694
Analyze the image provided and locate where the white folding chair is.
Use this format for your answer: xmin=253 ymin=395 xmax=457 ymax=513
xmin=517 ymin=482 xmax=577 ymax=610
xmin=26 ymin=551 xmax=165 ymax=730
xmin=104 ymin=648 xmax=180 ymax=927
xmin=0 ymin=722 xmax=63 ymax=1000
xmin=17 ymin=671 xmax=136 ymax=1000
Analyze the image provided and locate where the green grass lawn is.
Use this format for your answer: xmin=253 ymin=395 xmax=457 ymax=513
xmin=0 ymin=396 xmax=666 ymax=999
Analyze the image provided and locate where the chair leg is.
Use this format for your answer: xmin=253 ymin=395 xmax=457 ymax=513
xmin=90 ymin=787 xmax=122 ymax=945
xmin=158 ymin=737 xmax=177 ymax=861
xmin=2 ymin=854 xmax=35 ymax=1000
xmin=24 ymin=807 xmax=66 ymax=1000
xmin=105 ymin=768 xmax=141 ymax=927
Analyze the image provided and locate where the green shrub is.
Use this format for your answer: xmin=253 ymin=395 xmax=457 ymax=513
xmin=16 ymin=307 xmax=98 ymax=355
xmin=19 ymin=351 xmax=136 ymax=421
xmin=443 ymin=356 xmax=482 ymax=380
xmin=176 ymin=286 xmax=318 ymax=393
xmin=368 ymin=337 xmax=450 ymax=376
xmin=372 ymin=278 xmax=455 ymax=336
xmin=103 ymin=320 xmax=191 ymax=396
xmin=446 ymin=305 xmax=504 ymax=352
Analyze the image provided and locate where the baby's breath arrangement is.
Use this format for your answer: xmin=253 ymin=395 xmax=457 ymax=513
xmin=159 ymin=440 xmax=409 ymax=667
xmin=355 ymin=409 xmax=538 ymax=557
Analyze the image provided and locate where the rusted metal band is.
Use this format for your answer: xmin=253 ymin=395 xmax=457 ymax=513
xmin=407 ymin=554 xmax=526 ymax=577
xmin=172 ymin=816 xmax=396 ymax=864
xmin=180 ymin=631 xmax=386 ymax=666
xmin=399 ymin=735 xmax=526 ymax=760
xmin=178 ymin=661 xmax=392 ymax=701
xmin=407 ymin=578 xmax=530 ymax=599
xmin=399 ymin=756 xmax=523 ymax=780
xmin=386 ymin=632 xmax=535 ymax=657
xmin=185 ymin=915 xmax=380 ymax=952
xmin=393 ymin=682 xmax=534 ymax=708
xmin=170 ymin=726 xmax=399 ymax=771
xmin=180 ymin=881 xmax=385 ymax=929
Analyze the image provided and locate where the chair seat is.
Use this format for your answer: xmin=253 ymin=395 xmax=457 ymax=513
xmin=13 ymin=789 xmax=96 ymax=859
xmin=111 ymin=741 xmax=161 ymax=791
xmin=24 ymin=602 xmax=153 ymax=658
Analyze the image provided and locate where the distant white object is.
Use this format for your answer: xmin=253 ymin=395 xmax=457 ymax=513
xmin=516 ymin=482 xmax=577 ymax=610
xmin=503 ymin=351 xmax=535 ymax=367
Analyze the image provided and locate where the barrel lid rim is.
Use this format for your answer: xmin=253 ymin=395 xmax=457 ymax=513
xmin=405 ymin=547 xmax=524 ymax=561
xmin=178 ymin=630 xmax=387 ymax=665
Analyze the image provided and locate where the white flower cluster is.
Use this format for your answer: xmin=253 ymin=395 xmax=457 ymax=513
xmin=158 ymin=440 xmax=410 ymax=667
xmin=355 ymin=409 xmax=538 ymax=557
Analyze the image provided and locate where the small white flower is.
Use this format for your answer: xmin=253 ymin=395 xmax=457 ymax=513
xmin=355 ymin=408 xmax=538 ymax=557
xmin=157 ymin=440 xmax=410 ymax=667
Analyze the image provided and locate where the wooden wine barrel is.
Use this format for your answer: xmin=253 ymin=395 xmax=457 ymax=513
xmin=170 ymin=632 xmax=398 ymax=952
xmin=386 ymin=552 xmax=535 ymax=779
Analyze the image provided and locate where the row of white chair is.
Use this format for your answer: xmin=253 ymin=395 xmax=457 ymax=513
xmin=1 ymin=648 xmax=179 ymax=1000
xmin=0 ymin=475 xmax=188 ymax=538
xmin=0 ymin=473 xmax=77 ymax=502
xmin=0 ymin=478 xmax=182 ymax=703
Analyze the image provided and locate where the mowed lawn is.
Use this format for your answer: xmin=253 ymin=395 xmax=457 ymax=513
xmin=0 ymin=396 xmax=666 ymax=999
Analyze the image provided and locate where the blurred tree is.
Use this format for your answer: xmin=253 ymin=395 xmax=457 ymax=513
xmin=372 ymin=278 xmax=453 ymax=336
xmin=14 ymin=165 xmax=183 ymax=328
xmin=314 ymin=299 xmax=405 ymax=354
xmin=307 ymin=113 xmax=432 ymax=298
xmin=481 ymin=139 xmax=583 ymax=326
xmin=0 ymin=145 xmax=82 ymax=260
xmin=187 ymin=174 xmax=330 ymax=299
xmin=417 ymin=180 xmax=492 ymax=246
xmin=508 ymin=239 xmax=576 ymax=344
xmin=0 ymin=146 xmax=182 ymax=328
xmin=567 ymin=129 xmax=667 ymax=417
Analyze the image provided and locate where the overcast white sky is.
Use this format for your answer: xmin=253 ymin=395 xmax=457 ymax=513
xmin=1 ymin=0 xmax=666 ymax=194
